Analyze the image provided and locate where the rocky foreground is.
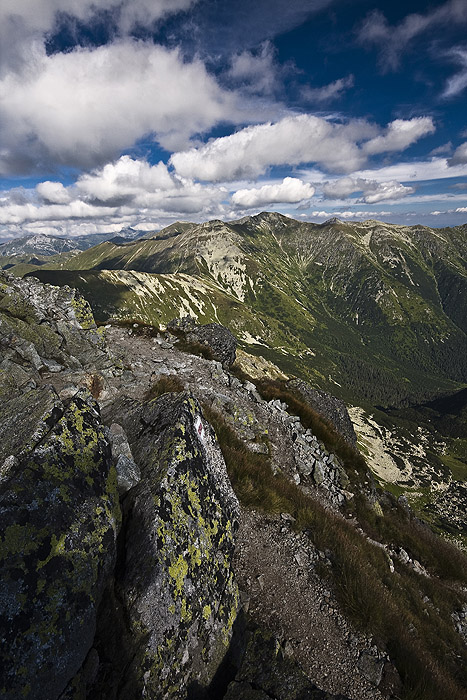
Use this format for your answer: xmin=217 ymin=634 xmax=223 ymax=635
xmin=1 ymin=271 xmax=466 ymax=700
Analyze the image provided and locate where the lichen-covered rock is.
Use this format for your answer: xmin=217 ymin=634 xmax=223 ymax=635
xmin=0 ymin=388 xmax=120 ymax=700
xmin=168 ymin=315 xmax=237 ymax=368
xmin=0 ymin=272 xmax=108 ymax=399
xmin=288 ymin=379 xmax=357 ymax=449
xmin=101 ymin=391 xmax=240 ymax=698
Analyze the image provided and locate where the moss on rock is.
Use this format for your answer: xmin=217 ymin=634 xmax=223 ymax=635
xmin=0 ymin=389 xmax=120 ymax=700
xmin=101 ymin=391 xmax=239 ymax=698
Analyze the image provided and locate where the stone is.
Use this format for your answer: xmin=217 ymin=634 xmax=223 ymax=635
xmin=287 ymin=378 xmax=357 ymax=448
xmin=0 ymin=389 xmax=120 ymax=700
xmin=98 ymin=391 xmax=240 ymax=698
xmin=168 ymin=316 xmax=237 ymax=368
xmin=357 ymin=651 xmax=384 ymax=687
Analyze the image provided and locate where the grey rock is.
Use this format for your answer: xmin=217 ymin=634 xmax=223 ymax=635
xmin=115 ymin=453 xmax=141 ymax=494
xmin=358 ymin=651 xmax=384 ymax=687
xmin=288 ymin=378 xmax=357 ymax=448
xmin=0 ymin=389 xmax=120 ymax=700
xmin=168 ymin=316 xmax=237 ymax=368
xmin=99 ymin=391 xmax=239 ymax=698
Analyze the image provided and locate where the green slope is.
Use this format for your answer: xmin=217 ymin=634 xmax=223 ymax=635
xmin=31 ymin=213 xmax=467 ymax=405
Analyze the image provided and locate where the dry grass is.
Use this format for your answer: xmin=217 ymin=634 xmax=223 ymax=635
xmin=203 ymin=400 xmax=467 ymax=700
xmin=88 ymin=373 xmax=104 ymax=399
xmin=143 ymin=375 xmax=185 ymax=400
xmin=168 ymin=327 xmax=214 ymax=361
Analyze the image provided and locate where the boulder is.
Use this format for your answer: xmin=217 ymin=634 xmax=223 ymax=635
xmin=0 ymin=388 xmax=120 ymax=700
xmin=99 ymin=391 xmax=240 ymax=699
xmin=287 ymin=379 xmax=357 ymax=448
xmin=168 ymin=316 xmax=237 ymax=368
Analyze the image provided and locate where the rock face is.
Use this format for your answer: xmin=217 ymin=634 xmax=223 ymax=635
xmin=0 ymin=273 xmax=241 ymax=700
xmin=99 ymin=391 xmax=240 ymax=698
xmin=168 ymin=316 xmax=237 ymax=368
xmin=2 ymin=273 xmax=466 ymax=700
xmin=288 ymin=379 xmax=357 ymax=449
xmin=0 ymin=388 xmax=120 ymax=700
xmin=0 ymin=271 xmax=108 ymax=400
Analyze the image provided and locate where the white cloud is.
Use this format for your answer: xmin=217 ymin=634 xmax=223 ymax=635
xmin=302 ymin=75 xmax=354 ymax=103
xmin=310 ymin=210 xmax=391 ymax=220
xmin=357 ymin=0 xmax=467 ymax=71
xmin=322 ymin=177 xmax=361 ymax=198
xmin=171 ymin=114 xmax=434 ymax=181
xmin=232 ymin=177 xmax=314 ymax=207
xmin=75 ymin=156 xmax=227 ymax=214
xmin=0 ymin=200 xmax=115 ymax=225
xmin=0 ymin=156 xmax=229 ymax=235
xmin=442 ymin=47 xmax=467 ymax=98
xmin=36 ymin=181 xmax=72 ymax=204
xmin=448 ymin=141 xmax=467 ymax=166
xmin=360 ymin=181 xmax=415 ymax=204
xmin=0 ymin=40 xmax=237 ymax=174
xmin=322 ymin=177 xmax=415 ymax=203
xmin=76 ymin=156 xmax=175 ymax=202
xmin=227 ymin=41 xmax=278 ymax=95
xmin=362 ymin=118 xmax=435 ymax=156
xmin=315 ymin=156 xmax=467 ymax=185
xmin=429 ymin=141 xmax=452 ymax=156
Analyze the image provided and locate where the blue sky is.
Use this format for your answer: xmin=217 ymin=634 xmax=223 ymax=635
xmin=0 ymin=0 xmax=466 ymax=239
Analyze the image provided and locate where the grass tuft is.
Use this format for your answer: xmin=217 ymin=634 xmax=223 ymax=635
xmin=144 ymin=375 xmax=185 ymax=400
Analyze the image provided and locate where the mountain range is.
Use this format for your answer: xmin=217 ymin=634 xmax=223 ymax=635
xmin=4 ymin=211 xmax=467 ymax=541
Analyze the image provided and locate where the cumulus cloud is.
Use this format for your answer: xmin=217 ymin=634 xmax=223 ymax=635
xmin=301 ymin=75 xmax=354 ymax=104
xmin=0 ymin=40 xmax=238 ymax=174
xmin=36 ymin=181 xmax=72 ymax=204
xmin=359 ymin=181 xmax=415 ymax=204
xmin=0 ymin=155 xmax=229 ymax=236
xmin=232 ymin=177 xmax=314 ymax=208
xmin=448 ymin=141 xmax=467 ymax=166
xmin=170 ymin=114 xmax=435 ymax=181
xmin=76 ymin=156 xmax=175 ymax=203
xmin=362 ymin=118 xmax=435 ymax=156
xmin=357 ymin=0 xmax=467 ymax=71
xmin=322 ymin=177 xmax=414 ymax=203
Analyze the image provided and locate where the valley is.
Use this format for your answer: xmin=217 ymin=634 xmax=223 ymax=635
xmin=11 ymin=212 xmax=466 ymax=544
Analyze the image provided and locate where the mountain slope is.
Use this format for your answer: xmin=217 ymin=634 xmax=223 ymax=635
xmin=33 ymin=213 xmax=467 ymax=405
xmin=0 ymin=227 xmax=146 ymax=257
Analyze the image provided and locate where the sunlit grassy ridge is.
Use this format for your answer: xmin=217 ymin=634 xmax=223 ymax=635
xmin=29 ymin=214 xmax=467 ymax=406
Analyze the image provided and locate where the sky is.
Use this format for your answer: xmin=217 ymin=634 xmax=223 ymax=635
xmin=0 ymin=0 xmax=466 ymax=239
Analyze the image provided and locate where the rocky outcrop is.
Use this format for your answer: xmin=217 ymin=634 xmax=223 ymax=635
xmin=168 ymin=316 xmax=237 ymax=368
xmin=2 ymin=274 xmax=467 ymax=700
xmin=288 ymin=379 xmax=357 ymax=449
xmin=224 ymin=623 xmax=350 ymax=700
xmin=98 ymin=391 xmax=240 ymax=698
xmin=0 ymin=388 xmax=120 ymax=700
xmin=0 ymin=271 xmax=109 ymax=400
